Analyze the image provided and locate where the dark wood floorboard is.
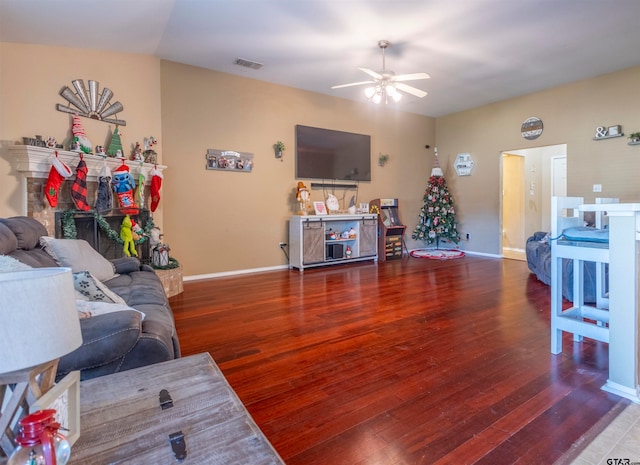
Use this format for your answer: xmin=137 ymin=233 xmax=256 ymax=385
xmin=169 ymin=255 xmax=625 ymax=465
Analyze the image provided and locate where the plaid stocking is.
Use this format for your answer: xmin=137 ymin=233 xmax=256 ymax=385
xmin=71 ymin=158 xmax=90 ymax=211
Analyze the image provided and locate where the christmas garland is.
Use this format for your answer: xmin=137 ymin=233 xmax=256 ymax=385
xmin=61 ymin=209 xmax=155 ymax=245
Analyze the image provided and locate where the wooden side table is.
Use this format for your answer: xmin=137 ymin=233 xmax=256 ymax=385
xmin=68 ymin=353 xmax=284 ymax=464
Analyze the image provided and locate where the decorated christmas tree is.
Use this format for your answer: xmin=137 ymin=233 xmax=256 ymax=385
xmin=107 ymin=126 xmax=124 ymax=158
xmin=412 ymin=149 xmax=460 ymax=248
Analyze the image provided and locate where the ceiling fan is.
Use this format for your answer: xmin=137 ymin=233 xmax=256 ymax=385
xmin=332 ymin=40 xmax=430 ymax=104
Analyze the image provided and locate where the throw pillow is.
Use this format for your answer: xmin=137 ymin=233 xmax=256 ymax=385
xmin=75 ymin=299 xmax=145 ymax=320
xmin=73 ymin=270 xmax=126 ymax=304
xmin=40 ymin=237 xmax=116 ymax=282
xmin=0 ymin=255 xmax=33 ymax=272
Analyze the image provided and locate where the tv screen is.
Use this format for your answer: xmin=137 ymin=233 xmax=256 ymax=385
xmin=295 ymin=125 xmax=371 ymax=182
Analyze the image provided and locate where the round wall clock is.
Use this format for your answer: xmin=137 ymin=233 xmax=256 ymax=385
xmin=521 ymin=117 xmax=543 ymax=140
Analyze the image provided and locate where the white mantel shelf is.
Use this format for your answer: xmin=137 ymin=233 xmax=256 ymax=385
xmin=9 ymin=145 xmax=167 ymax=184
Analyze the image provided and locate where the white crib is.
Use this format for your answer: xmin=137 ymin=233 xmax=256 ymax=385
xmin=550 ymin=196 xmax=617 ymax=354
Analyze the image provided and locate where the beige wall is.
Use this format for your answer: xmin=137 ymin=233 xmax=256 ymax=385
xmin=0 ymin=43 xmax=163 ymax=227
xmin=0 ymin=43 xmax=434 ymax=277
xmin=3 ymin=42 xmax=639 ymax=274
xmin=160 ymin=60 xmax=434 ymax=276
xmin=435 ymin=65 xmax=640 ymax=255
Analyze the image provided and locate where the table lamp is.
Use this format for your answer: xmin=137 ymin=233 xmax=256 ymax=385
xmin=0 ymin=268 xmax=82 ymax=458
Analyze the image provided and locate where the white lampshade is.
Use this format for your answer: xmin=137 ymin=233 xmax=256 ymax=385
xmin=0 ymin=268 xmax=82 ymax=375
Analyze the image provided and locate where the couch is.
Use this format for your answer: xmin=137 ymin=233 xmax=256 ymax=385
xmin=0 ymin=216 xmax=181 ymax=380
xmin=525 ymin=231 xmax=600 ymax=303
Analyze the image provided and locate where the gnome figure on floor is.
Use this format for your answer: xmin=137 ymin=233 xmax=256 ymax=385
xmin=112 ymin=162 xmax=138 ymax=215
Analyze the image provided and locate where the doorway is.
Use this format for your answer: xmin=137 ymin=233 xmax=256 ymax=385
xmin=501 ymin=144 xmax=567 ymax=261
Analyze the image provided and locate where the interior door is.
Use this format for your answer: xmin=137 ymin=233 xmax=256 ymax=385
xmin=502 ymin=154 xmax=525 ymax=259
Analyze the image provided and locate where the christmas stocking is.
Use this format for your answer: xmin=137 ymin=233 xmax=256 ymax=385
xmin=112 ymin=163 xmax=138 ymax=215
xmin=95 ymin=163 xmax=113 ymax=213
xmin=150 ymin=167 xmax=163 ymax=212
xmin=44 ymin=153 xmax=72 ymax=208
xmin=71 ymin=158 xmax=90 ymax=211
xmin=136 ymin=169 xmax=146 ymax=209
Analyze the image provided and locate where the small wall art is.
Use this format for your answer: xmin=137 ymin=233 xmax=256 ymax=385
xmin=206 ymin=149 xmax=254 ymax=172
xmin=593 ymin=125 xmax=624 ymax=140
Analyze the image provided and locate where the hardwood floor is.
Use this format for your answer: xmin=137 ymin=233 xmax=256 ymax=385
xmin=169 ymin=255 xmax=625 ymax=465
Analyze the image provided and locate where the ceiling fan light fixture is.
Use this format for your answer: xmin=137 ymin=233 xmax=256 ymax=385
xmin=371 ymin=92 xmax=382 ymax=104
xmin=364 ymin=87 xmax=376 ymax=99
xmin=392 ymin=91 xmax=402 ymax=103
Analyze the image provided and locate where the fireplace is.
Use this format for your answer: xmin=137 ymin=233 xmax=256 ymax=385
xmin=9 ymin=145 xmax=166 ymax=260
xmin=55 ymin=209 xmax=152 ymax=264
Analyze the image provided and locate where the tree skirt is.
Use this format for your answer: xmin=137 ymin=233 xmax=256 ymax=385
xmin=410 ymin=249 xmax=465 ymax=260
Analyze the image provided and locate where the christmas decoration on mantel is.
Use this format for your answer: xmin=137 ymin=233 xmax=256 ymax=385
xmin=411 ymin=147 xmax=462 ymax=255
xmin=44 ymin=151 xmax=73 ymax=208
xmin=111 ymin=161 xmax=138 ymax=215
xmin=57 ymin=79 xmax=126 ymax=126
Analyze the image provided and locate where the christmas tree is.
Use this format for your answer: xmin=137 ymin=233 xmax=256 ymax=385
xmin=107 ymin=126 xmax=124 ymax=158
xmin=412 ymin=150 xmax=460 ymax=247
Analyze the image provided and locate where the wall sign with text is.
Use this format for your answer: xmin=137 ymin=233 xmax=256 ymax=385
xmin=454 ymin=153 xmax=475 ymax=176
xmin=521 ymin=117 xmax=543 ymax=140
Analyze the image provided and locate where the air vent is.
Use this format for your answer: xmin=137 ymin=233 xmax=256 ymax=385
xmin=234 ymin=58 xmax=263 ymax=70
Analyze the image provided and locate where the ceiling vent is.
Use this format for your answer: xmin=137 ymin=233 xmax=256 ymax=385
xmin=234 ymin=58 xmax=263 ymax=70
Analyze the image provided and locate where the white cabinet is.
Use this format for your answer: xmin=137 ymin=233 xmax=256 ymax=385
xmin=289 ymin=214 xmax=378 ymax=270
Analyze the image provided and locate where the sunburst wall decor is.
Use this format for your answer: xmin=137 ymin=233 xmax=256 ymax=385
xmin=56 ymin=79 xmax=126 ymax=126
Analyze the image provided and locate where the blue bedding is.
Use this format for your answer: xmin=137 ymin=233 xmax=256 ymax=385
xmin=561 ymin=226 xmax=609 ymax=243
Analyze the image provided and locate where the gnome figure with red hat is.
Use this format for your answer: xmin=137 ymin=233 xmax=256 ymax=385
xmin=112 ymin=162 xmax=138 ymax=215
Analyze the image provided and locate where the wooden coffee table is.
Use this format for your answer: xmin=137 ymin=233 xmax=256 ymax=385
xmin=68 ymin=353 xmax=284 ymax=464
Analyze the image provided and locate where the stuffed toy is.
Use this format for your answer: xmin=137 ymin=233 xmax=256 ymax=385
xmin=112 ymin=163 xmax=138 ymax=214
xmin=120 ymin=215 xmax=138 ymax=257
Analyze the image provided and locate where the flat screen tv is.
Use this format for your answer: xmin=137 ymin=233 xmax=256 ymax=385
xmin=295 ymin=125 xmax=371 ymax=182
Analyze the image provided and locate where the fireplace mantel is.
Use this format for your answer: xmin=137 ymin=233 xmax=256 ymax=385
xmin=9 ymin=145 xmax=167 ymax=183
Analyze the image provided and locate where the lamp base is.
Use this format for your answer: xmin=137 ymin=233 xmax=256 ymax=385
xmin=0 ymin=359 xmax=59 ymax=458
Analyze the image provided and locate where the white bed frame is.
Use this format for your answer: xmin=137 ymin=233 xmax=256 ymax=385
xmin=550 ymin=196 xmax=617 ymax=354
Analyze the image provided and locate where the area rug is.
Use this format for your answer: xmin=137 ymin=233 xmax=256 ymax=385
xmin=410 ymin=249 xmax=465 ymax=260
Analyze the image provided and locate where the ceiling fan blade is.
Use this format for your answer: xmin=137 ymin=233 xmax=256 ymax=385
xmin=357 ymin=67 xmax=383 ymax=80
xmin=395 ymin=82 xmax=427 ymax=98
xmin=392 ymin=72 xmax=431 ymax=82
xmin=331 ymin=80 xmax=375 ymax=89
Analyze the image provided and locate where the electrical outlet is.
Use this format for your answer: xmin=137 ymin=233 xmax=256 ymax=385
xmin=593 ymin=184 xmax=602 ymax=193
xmin=466 ymin=233 xmax=470 ymax=241
xmin=279 ymin=242 xmax=287 ymax=248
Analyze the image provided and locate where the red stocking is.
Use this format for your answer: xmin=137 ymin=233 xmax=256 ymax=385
xmin=150 ymin=167 xmax=163 ymax=212
xmin=44 ymin=153 xmax=72 ymax=208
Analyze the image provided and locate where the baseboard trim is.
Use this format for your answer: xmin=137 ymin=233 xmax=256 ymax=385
xmin=184 ymin=264 xmax=290 ymax=282
xmin=185 ymin=250 xmax=504 ymax=281
xmin=460 ymin=250 xmax=502 ymax=259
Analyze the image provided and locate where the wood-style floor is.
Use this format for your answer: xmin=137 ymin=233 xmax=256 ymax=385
xmin=168 ymin=255 xmax=625 ymax=465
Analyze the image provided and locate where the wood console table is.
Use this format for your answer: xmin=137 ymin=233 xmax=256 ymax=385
xmin=578 ymin=202 xmax=640 ymax=403
xmin=68 ymin=353 xmax=284 ymax=464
